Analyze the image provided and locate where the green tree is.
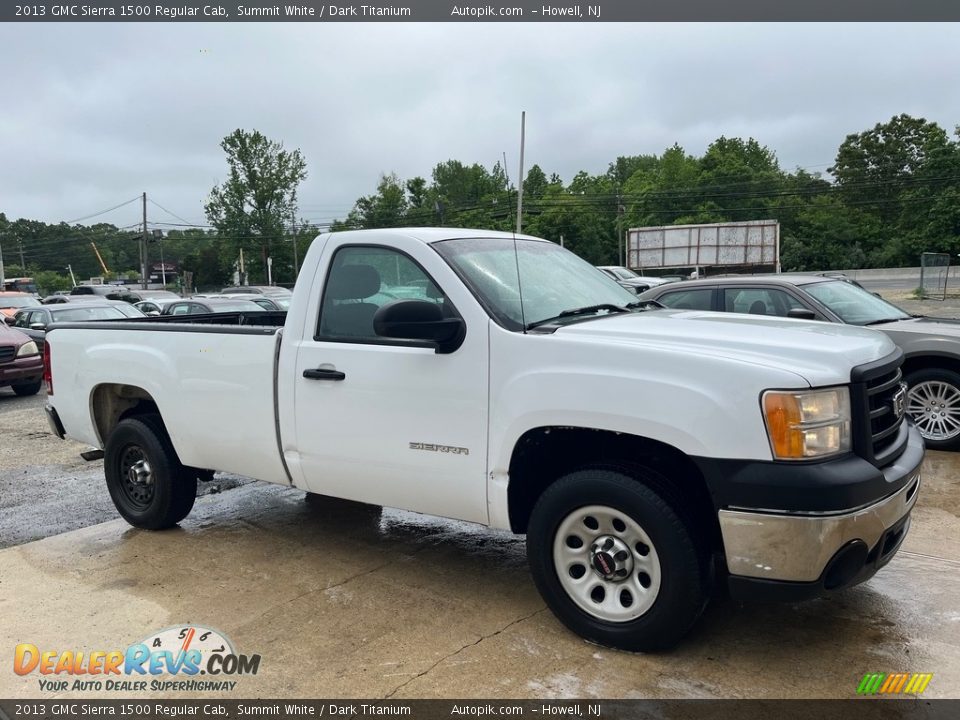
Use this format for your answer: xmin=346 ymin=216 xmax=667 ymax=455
xmin=205 ymin=129 xmax=307 ymax=284
xmin=406 ymin=177 xmax=429 ymax=213
xmin=338 ymin=173 xmax=409 ymax=230
xmin=780 ymin=195 xmax=879 ymax=271
xmin=831 ymin=114 xmax=952 ymax=223
xmin=606 ymin=154 xmax=659 ymax=187
xmin=524 ymin=165 xmax=548 ymax=198
xmin=33 ymin=270 xmax=72 ymax=295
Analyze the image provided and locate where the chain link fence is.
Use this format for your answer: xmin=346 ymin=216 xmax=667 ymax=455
xmin=919 ymin=252 xmax=951 ymax=300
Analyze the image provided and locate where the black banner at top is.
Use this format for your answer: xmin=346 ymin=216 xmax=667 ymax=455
xmin=2 ymin=0 xmax=960 ymax=22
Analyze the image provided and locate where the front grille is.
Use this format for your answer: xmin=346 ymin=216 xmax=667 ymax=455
xmin=851 ymin=351 xmax=908 ymax=467
xmin=0 ymin=346 xmax=14 ymax=364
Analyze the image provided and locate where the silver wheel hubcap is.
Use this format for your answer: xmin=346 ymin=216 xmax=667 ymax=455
xmin=907 ymin=381 xmax=960 ymax=441
xmin=128 ymin=458 xmax=153 ymax=486
xmin=553 ymin=505 xmax=662 ymax=622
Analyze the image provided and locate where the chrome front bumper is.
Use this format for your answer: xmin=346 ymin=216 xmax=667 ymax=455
xmin=719 ymin=470 xmax=921 ymax=584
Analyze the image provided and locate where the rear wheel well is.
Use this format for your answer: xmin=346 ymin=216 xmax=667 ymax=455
xmin=91 ymin=384 xmax=161 ymax=447
xmin=507 ymin=427 xmax=720 ymax=549
xmin=92 ymin=384 xmax=214 ymax=479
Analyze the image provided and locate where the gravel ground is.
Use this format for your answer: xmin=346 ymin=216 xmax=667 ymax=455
xmin=877 ymin=289 xmax=960 ymax=318
xmin=0 ymin=392 xmax=249 ymax=549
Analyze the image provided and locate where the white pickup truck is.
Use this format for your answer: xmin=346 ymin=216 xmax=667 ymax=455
xmin=44 ymin=228 xmax=923 ymax=651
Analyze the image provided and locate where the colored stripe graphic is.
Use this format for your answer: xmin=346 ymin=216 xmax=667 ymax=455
xmin=857 ymin=673 xmax=885 ymax=694
xmin=858 ymin=673 xmax=933 ymax=695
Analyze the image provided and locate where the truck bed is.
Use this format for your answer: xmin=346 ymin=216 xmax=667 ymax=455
xmin=46 ymin=316 xmax=289 ymax=485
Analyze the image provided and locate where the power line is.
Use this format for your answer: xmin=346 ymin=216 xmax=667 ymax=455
xmin=147 ymin=198 xmax=201 ymax=227
xmin=63 ymin=196 xmax=141 ymax=224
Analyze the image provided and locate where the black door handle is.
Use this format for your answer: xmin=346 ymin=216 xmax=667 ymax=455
xmin=303 ymin=368 xmax=346 ymax=381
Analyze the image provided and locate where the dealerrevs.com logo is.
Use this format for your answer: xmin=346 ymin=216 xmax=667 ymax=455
xmin=14 ymin=625 xmax=261 ymax=692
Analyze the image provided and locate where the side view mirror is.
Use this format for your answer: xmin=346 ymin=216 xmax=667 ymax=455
xmin=786 ymin=308 xmax=818 ymax=320
xmin=373 ymin=299 xmax=465 ymax=354
xmin=29 ymin=322 xmax=47 ymax=331
xmin=3 ymin=316 xmax=14 ymax=325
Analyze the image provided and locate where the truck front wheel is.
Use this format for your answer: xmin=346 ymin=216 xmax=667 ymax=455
xmin=527 ymin=468 xmax=709 ymax=651
xmin=104 ymin=415 xmax=197 ymax=530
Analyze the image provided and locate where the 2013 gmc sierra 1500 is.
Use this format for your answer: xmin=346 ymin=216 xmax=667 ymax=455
xmin=44 ymin=228 xmax=924 ymax=650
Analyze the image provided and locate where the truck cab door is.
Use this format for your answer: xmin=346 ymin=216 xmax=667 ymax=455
xmin=290 ymin=241 xmax=490 ymax=524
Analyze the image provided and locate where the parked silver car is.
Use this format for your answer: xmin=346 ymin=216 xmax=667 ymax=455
xmin=640 ymin=274 xmax=960 ymax=449
xmin=12 ymin=301 xmax=145 ymax=350
xmin=597 ymin=266 xmax=675 ymax=295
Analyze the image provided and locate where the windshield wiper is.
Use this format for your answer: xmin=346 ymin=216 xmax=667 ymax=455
xmin=558 ymin=303 xmax=630 ymax=318
xmin=864 ymin=317 xmax=904 ymax=326
xmin=526 ymin=304 xmax=629 ymax=330
xmin=626 ymin=299 xmax=664 ymax=310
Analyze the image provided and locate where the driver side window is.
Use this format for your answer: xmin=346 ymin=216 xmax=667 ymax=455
xmin=316 ymin=246 xmax=451 ymax=342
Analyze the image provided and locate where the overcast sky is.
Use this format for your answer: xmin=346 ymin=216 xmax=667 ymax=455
xmin=1 ymin=22 xmax=959 ymax=230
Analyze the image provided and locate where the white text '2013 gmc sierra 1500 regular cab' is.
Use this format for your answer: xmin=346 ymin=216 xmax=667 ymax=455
xmin=44 ymin=228 xmax=924 ymax=650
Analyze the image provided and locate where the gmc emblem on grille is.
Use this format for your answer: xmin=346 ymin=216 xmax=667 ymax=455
xmin=892 ymin=384 xmax=907 ymax=419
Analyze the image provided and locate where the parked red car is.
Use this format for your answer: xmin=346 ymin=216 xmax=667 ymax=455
xmin=0 ymin=322 xmax=43 ymax=396
xmin=0 ymin=292 xmax=42 ymax=322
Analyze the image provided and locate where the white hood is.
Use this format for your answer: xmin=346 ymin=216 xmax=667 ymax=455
xmin=555 ymin=309 xmax=897 ymax=387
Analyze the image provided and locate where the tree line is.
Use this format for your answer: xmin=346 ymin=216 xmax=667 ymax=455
xmin=332 ymin=114 xmax=960 ymax=271
xmin=2 ymin=114 xmax=958 ymax=294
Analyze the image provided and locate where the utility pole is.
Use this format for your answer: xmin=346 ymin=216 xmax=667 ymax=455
xmin=17 ymin=239 xmax=24 ymax=269
xmin=0 ymin=237 xmax=5 ymax=289
xmin=616 ymin=187 xmax=625 ymax=267
xmin=66 ymin=264 xmax=77 ymax=288
xmin=291 ymin=214 xmax=300 ymax=277
xmin=141 ymin=192 xmax=148 ymax=289
xmin=516 ymin=111 xmax=526 ymax=234
xmin=157 ymin=231 xmax=167 ymax=287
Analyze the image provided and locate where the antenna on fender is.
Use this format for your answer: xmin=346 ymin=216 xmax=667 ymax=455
xmin=512 ymin=111 xmax=527 ymax=332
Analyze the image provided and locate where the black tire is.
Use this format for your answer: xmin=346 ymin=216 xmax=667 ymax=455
xmin=905 ymin=368 xmax=960 ymax=451
xmin=527 ymin=468 xmax=709 ymax=652
xmin=12 ymin=380 xmax=42 ymax=396
xmin=104 ymin=414 xmax=197 ymax=529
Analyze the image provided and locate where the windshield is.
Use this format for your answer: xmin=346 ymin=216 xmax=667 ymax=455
xmin=0 ymin=296 xmax=41 ymax=309
xmin=51 ymin=306 xmax=129 ymax=322
xmin=612 ymin=267 xmax=638 ymax=280
xmin=210 ymin=301 xmax=267 ymax=312
xmin=435 ymin=238 xmax=638 ymax=331
xmin=111 ymin=304 xmax=146 ymax=318
xmin=803 ymin=280 xmax=911 ymax=325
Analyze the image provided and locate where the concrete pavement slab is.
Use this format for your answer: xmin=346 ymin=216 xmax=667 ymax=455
xmin=2 ymin=450 xmax=959 ymax=700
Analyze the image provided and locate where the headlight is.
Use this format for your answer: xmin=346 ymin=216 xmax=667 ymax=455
xmin=16 ymin=341 xmax=39 ymax=357
xmin=762 ymin=387 xmax=851 ymax=460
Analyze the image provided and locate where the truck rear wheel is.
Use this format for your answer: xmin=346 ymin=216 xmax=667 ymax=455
xmin=527 ymin=468 xmax=709 ymax=651
xmin=104 ymin=414 xmax=197 ymax=529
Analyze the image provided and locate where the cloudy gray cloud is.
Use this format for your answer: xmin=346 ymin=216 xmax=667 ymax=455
xmin=1 ymin=22 xmax=959 ymax=229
